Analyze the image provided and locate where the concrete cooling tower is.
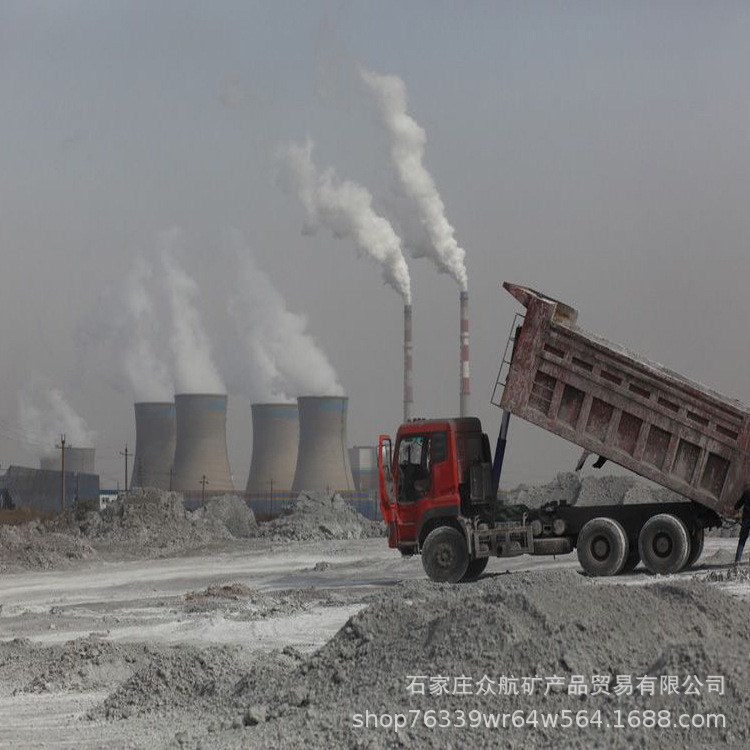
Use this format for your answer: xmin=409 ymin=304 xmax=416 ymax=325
xmin=131 ymin=402 xmax=176 ymax=489
xmin=171 ymin=393 xmax=234 ymax=493
xmin=292 ymin=396 xmax=354 ymax=493
xmin=246 ymin=403 xmax=299 ymax=494
xmin=40 ymin=447 xmax=95 ymax=474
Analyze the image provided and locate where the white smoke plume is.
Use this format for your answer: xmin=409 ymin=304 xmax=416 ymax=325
xmin=278 ymin=138 xmax=412 ymax=304
xmin=18 ymin=382 xmax=96 ymax=448
xmin=360 ymin=67 xmax=468 ymax=290
xmin=225 ymin=230 xmax=344 ymax=401
xmin=158 ymin=228 xmax=225 ymax=394
xmin=123 ymin=256 xmax=173 ymax=401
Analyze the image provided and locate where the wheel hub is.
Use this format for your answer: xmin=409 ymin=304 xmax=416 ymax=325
xmin=436 ymin=544 xmax=455 ymax=568
xmin=592 ymin=536 xmax=611 ymax=561
xmin=653 ymin=532 xmax=673 ymax=557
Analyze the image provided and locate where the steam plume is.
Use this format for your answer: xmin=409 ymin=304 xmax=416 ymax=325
xmin=225 ymin=230 xmax=343 ymax=401
xmin=360 ymin=68 xmax=468 ymax=290
xmin=19 ymin=382 xmax=96 ymax=447
xmin=158 ymin=228 xmax=225 ymax=394
xmin=278 ymin=138 xmax=412 ymax=304
xmin=123 ymin=256 xmax=173 ymax=401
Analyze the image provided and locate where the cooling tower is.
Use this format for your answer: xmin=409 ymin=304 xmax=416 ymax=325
xmin=292 ymin=396 xmax=354 ymax=493
xmin=171 ymin=393 xmax=234 ymax=492
xmin=40 ymin=446 xmax=95 ymax=474
xmin=131 ymin=402 xmax=176 ymax=489
xmin=245 ymin=403 xmax=299 ymax=494
xmin=403 ymin=304 xmax=413 ymax=422
xmin=460 ymin=291 xmax=471 ymax=417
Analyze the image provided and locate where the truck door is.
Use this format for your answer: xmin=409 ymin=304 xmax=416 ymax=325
xmin=394 ymin=432 xmax=450 ymax=545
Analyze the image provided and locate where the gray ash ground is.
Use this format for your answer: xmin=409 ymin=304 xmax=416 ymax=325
xmin=1 ymin=479 xmax=748 ymax=749
xmin=85 ymin=569 xmax=750 ymax=750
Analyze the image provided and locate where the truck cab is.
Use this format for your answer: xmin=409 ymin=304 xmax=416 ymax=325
xmin=378 ymin=418 xmax=497 ymax=581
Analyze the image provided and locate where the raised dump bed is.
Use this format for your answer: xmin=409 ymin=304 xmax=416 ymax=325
xmin=497 ymin=283 xmax=749 ymax=518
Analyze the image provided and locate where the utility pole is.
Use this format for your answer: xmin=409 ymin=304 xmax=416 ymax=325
xmin=58 ymin=434 xmax=66 ymax=513
xmin=200 ymin=474 xmax=208 ymax=506
xmin=120 ymin=443 xmax=130 ymax=493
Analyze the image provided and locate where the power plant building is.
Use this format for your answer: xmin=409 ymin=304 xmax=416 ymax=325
xmin=40 ymin=447 xmax=96 ymax=475
xmin=171 ymin=393 xmax=234 ymax=493
xmin=292 ymin=396 xmax=354 ymax=493
xmin=246 ymin=403 xmax=299 ymax=494
xmin=131 ymin=402 xmax=176 ymax=489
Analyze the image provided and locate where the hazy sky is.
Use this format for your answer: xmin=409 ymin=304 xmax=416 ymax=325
xmin=1 ymin=2 xmax=749 ymax=489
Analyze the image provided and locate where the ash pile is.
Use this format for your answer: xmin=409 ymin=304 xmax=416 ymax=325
xmin=92 ymin=568 xmax=750 ymax=749
xmin=259 ymin=491 xmax=384 ymax=542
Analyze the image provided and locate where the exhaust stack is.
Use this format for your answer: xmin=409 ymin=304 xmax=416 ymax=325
xmin=292 ymin=396 xmax=354 ymax=493
xmin=246 ymin=403 xmax=299 ymax=494
xmin=403 ymin=304 xmax=413 ymax=422
xmin=171 ymin=393 xmax=234 ymax=493
xmin=131 ymin=402 xmax=176 ymax=489
xmin=460 ymin=291 xmax=470 ymax=417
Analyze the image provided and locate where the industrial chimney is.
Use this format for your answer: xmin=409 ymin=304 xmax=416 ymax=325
xmin=460 ymin=291 xmax=470 ymax=417
xmin=246 ymin=403 xmax=299 ymax=494
xmin=292 ymin=396 xmax=354 ymax=493
xmin=171 ymin=393 xmax=234 ymax=493
xmin=131 ymin=402 xmax=176 ymax=489
xmin=40 ymin=447 xmax=95 ymax=474
xmin=403 ymin=304 xmax=413 ymax=422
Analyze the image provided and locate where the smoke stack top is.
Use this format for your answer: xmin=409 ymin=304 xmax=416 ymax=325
xmin=360 ymin=67 xmax=468 ymax=291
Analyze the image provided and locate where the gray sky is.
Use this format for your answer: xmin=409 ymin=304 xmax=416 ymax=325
xmin=1 ymin=1 xmax=749 ymax=489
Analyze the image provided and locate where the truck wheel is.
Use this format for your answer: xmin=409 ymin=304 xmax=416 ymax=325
xmin=461 ymin=556 xmax=489 ymax=582
xmin=577 ymin=518 xmax=628 ymax=576
xmin=621 ymin=545 xmax=641 ymax=573
xmin=421 ymin=527 xmax=469 ymax=583
xmin=685 ymin=527 xmax=705 ymax=568
xmin=638 ymin=514 xmax=690 ymax=575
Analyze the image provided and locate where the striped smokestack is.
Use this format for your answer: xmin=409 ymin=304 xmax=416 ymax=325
xmin=460 ymin=291 xmax=470 ymax=417
xmin=403 ymin=304 xmax=413 ymax=421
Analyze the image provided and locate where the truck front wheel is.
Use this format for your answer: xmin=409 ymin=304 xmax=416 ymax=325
xmin=638 ymin=513 xmax=690 ymax=575
xmin=577 ymin=517 xmax=628 ymax=576
xmin=421 ymin=527 xmax=469 ymax=583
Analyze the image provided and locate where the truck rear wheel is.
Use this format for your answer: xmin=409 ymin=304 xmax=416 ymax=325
xmin=421 ymin=527 xmax=469 ymax=583
xmin=461 ymin=556 xmax=489 ymax=582
xmin=577 ymin=517 xmax=628 ymax=576
xmin=686 ymin=527 xmax=705 ymax=568
xmin=638 ymin=514 xmax=690 ymax=575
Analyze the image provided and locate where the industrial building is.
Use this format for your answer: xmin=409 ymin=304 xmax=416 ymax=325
xmin=131 ymin=402 xmax=176 ymax=489
xmin=0 ymin=466 xmax=100 ymax=513
xmin=246 ymin=402 xmax=299 ymax=494
xmin=171 ymin=393 xmax=234 ymax=493
xmin=292 ymin=396 xmax=354 ymax=493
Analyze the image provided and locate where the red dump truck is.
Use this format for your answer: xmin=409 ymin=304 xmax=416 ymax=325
xmin=377 ymin=283 xmax=745 ymax=581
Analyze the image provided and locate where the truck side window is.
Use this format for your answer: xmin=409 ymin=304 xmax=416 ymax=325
xmin=431 ymin=432 xmax=447 ymax=463
xmin=397 ymin=435 xmax=431 ymax=503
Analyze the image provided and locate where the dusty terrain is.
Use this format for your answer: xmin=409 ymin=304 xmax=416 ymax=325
xmin=1 ymin=488 xmax=748 ymax=749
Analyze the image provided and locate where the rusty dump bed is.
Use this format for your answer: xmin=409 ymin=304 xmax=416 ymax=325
xmin=500 ymin=283 xmax=750 ymax=518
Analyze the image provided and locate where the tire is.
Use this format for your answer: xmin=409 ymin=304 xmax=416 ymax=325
xmin=621 ymin=545 xmax=641 ymax=573
xmin=638 ymin=513 xmax=690 ymax=575
xmin=461 ymin=556 xmax=489 ymax=582
xmin=421 ymin=526 xmax=469 ymax=583
xmin=576 ymin=517 xmax=629 ymax=577
xmin=685 ymin=527 xmax=705 ymax=568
